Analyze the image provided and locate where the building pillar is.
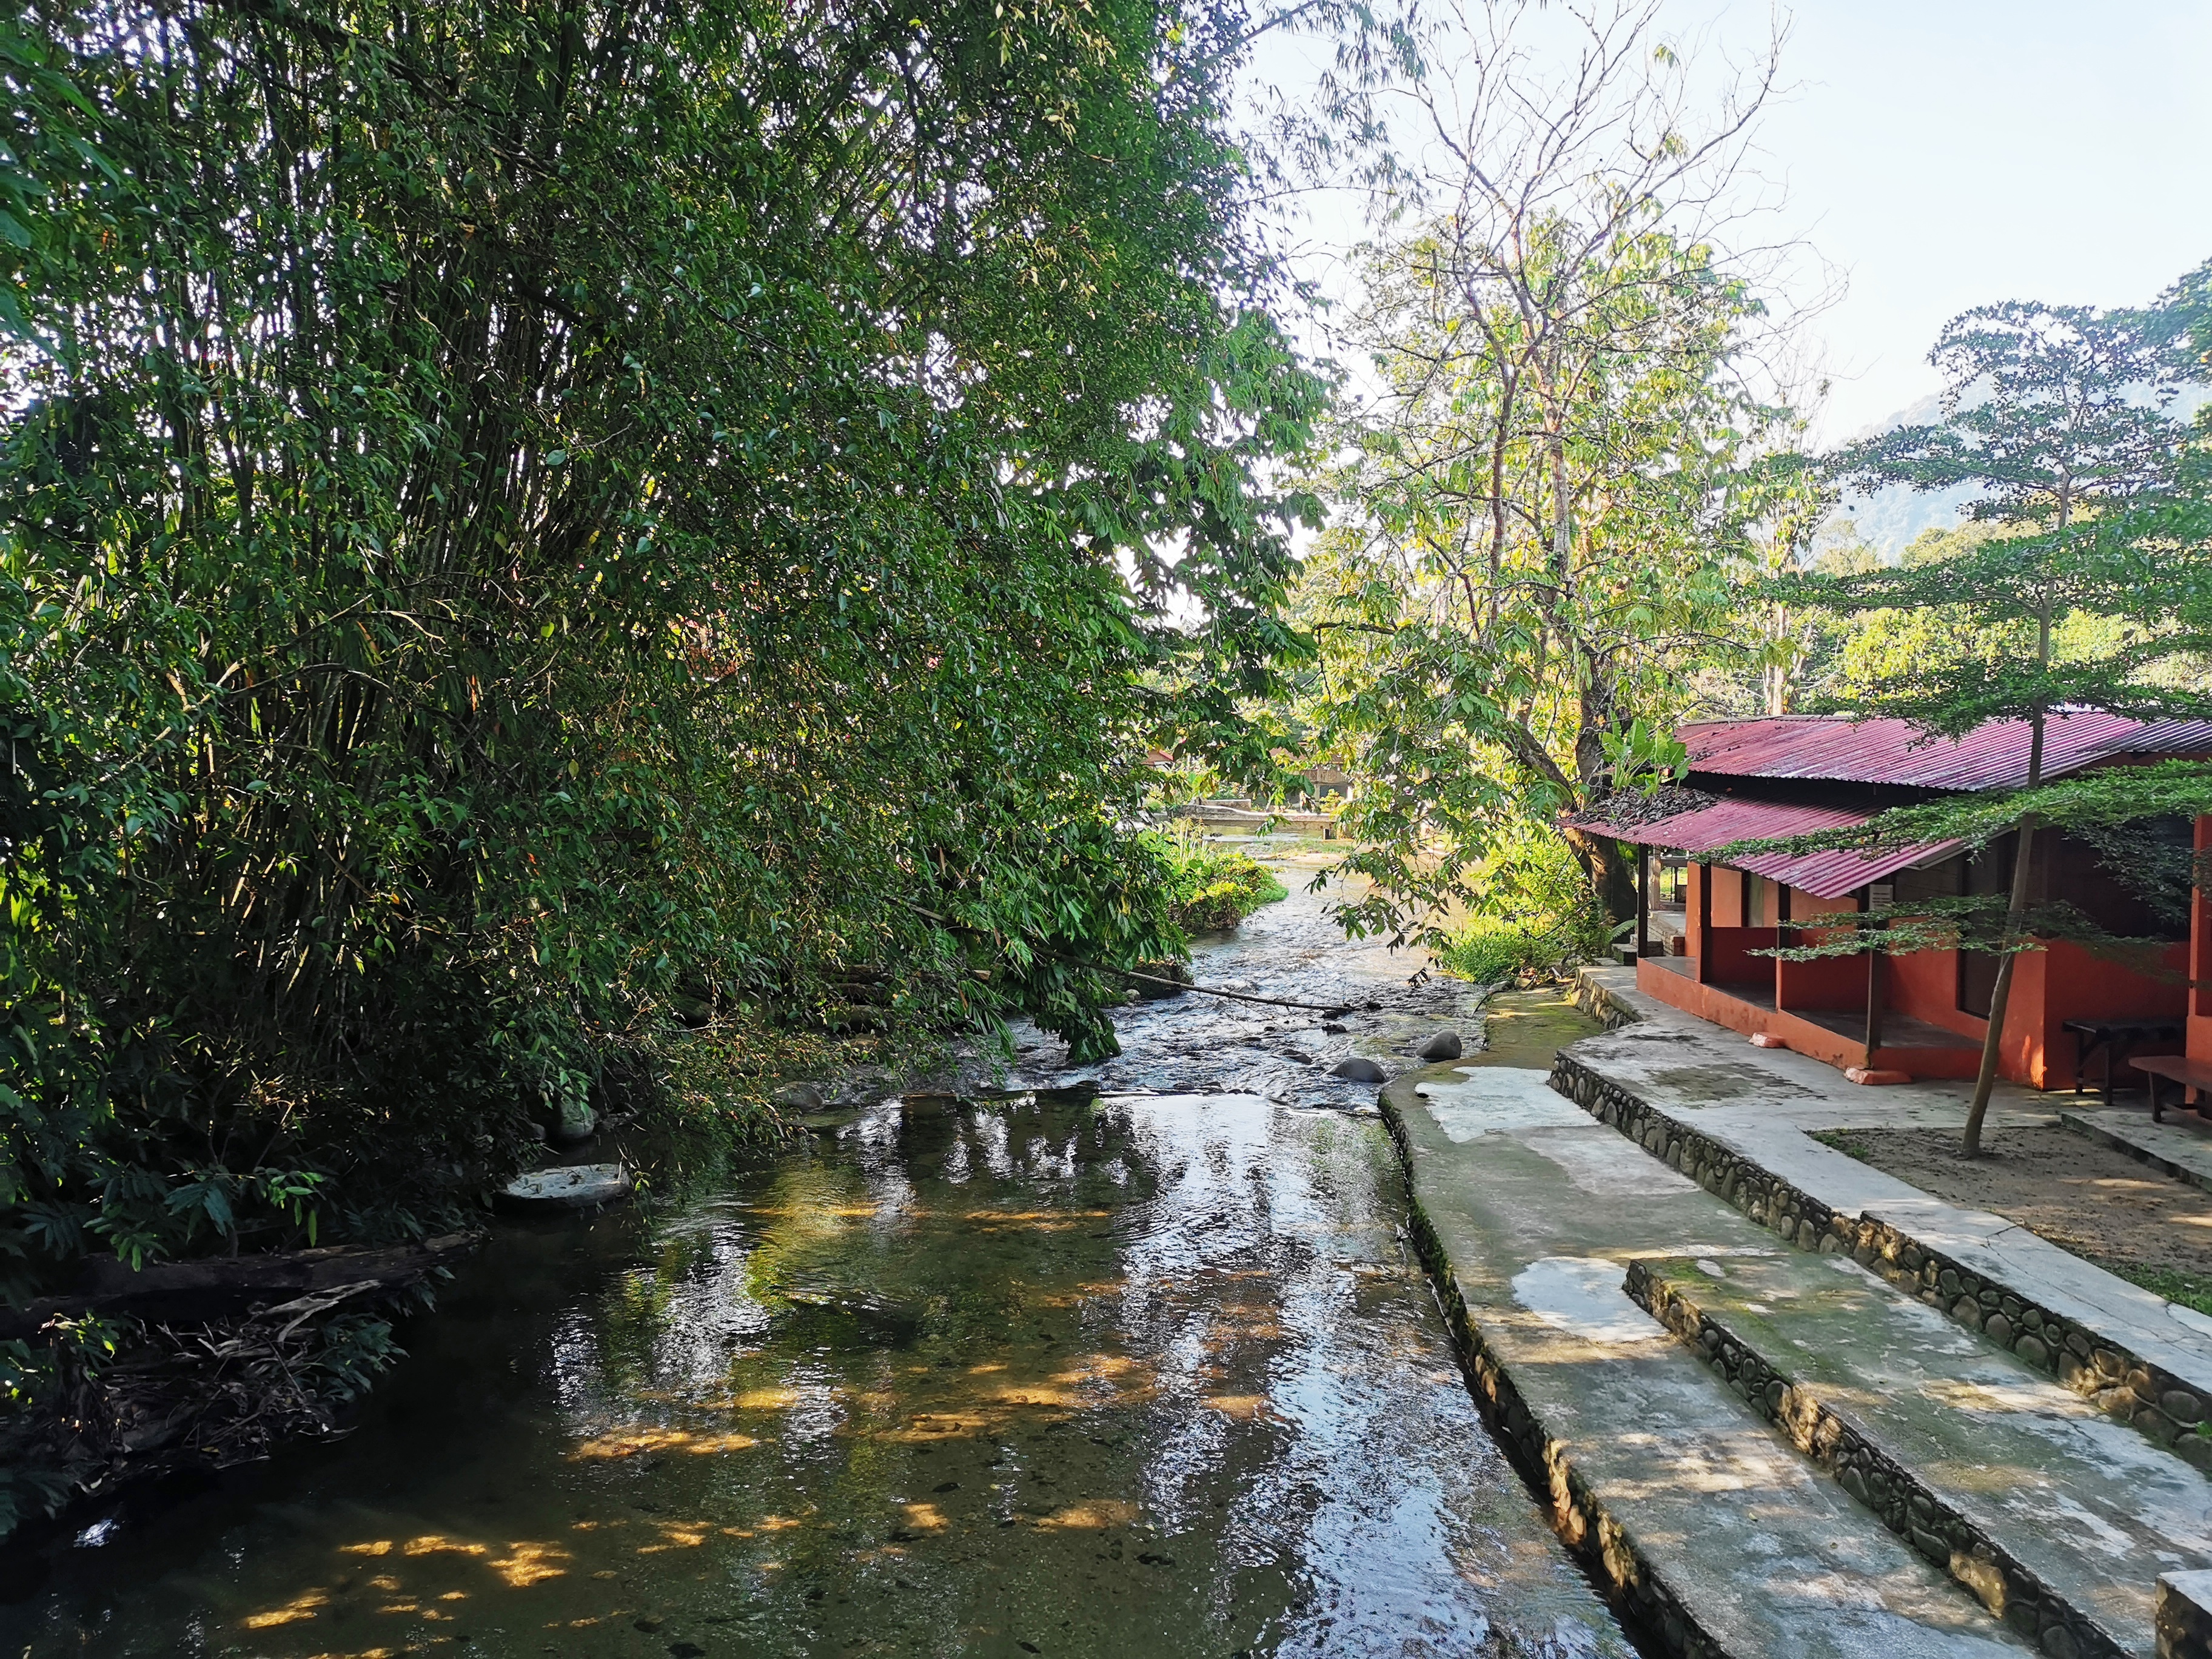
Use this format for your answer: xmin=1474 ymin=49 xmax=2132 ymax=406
xmin=1695 ymin=862 xmax=1712 ymax=985
xmin=1775 ymin=882 xmax=1792 ymax=1013
xmin=1635 ymin=843 xmax=1651 ymax=963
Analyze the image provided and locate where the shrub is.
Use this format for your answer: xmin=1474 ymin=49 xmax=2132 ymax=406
xmin=1156 ymin=841 xmax=1289 ymax=933
xmin=1438 ymin=917 xmax=1572 ymax=983
xmin=1435 ymin=825 xmax=1614 ymax=983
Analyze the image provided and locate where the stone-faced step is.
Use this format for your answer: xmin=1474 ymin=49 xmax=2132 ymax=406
xmin=1393 ymin=1070 xmax=2038 ymax=1657
xmin=1550 ymin=1040 xmax=2212 ymax=1465
xmin=1628 ymin=1251 xmax=2212 ymax=1659
xmin=2157 ymin=1571 xmax=2212 ymax=1659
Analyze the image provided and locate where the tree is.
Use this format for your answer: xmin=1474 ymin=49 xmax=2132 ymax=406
xmin=0 ymin=0 xmax=1326 ymax=1289
xmin=1296 ymin=0 xmax=1796 ymax=947
xmin=1800 ymin=290 xmax=2211 ymax=1155
xmin=1732 ymin=450 xmax=1840 ymax=718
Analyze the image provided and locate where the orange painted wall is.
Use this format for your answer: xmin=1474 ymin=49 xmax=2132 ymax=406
xmin=2023 ymin=939 xmax=2188 ymax=1090
xmin=1697 ymin=863 xmax=1746 ymax=928
xmin=1774 ymin=886 xmax=1866 ymax=1011
xmin=1885 ymin=948 xmax=1985 ymax=1044
xmin=1858 ymin=942 xmax=2180 ymax=1090
xmin=1703 ymin=926 xmax=1777 ymax=986
xmin=1677 ymin=860 xmax=2188 ymax=1090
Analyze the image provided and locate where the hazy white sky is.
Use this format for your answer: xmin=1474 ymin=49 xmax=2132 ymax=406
xmin=1248 ymin=0 xmax=2212 ymax=446
xmin=1741 ymin=0 xmax=2212 ymax=439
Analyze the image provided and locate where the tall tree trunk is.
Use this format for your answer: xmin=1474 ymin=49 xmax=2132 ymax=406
xmin=1960 ymin=811 xmax=2037 ymax=1158
xmin=1766 ymin=602 xmax=1791 ymax=714
xmin=1961 ymin=594 xmax=2052 ymax=1158
xmin=1564 ymin=827 xmax=1638 ymax=927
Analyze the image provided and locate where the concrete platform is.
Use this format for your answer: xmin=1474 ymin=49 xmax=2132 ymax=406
xmin=1386 ymin=1062 xmax=2029 ymax=1656
xmin=1630 ymin=1249 xmax=2212 ymax=1658
xmin=1563 ymin=968 xmax=2212 ymax=1460
xmin=2062 ymin=1105 xmax=2212 ymax=1197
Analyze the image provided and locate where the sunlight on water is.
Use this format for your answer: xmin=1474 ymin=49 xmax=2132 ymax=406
xmin=6 ymin=875 xmax=1632 ymax=1659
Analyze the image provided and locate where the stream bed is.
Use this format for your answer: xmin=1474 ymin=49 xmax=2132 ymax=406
xmin=4 ymin=852 xmax=1632 ymax=1659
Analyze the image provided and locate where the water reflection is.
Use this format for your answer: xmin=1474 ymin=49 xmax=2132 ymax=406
xmin=8 ymin=1085 xmax=1628 ymax=1657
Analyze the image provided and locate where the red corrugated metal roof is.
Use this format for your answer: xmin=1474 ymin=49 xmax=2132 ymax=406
xmin=1681 ymin=711 xmax=2212 ymax=791
xmin=1577 ymin=796 xmax=1958 ymax=900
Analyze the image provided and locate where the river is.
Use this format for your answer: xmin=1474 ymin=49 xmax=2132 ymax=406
xmin=4 ymin=853 xmax=1632 ymax=1659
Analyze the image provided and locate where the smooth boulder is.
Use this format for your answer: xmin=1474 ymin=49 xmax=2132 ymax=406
xmin=548 ymin=1094 xmax=597 ymax=1143
xmin=1329 ymin=1055 xmax=1389 ymax=1084
xmin=1413 ymin=1030 xmax=1464 ymax=1061
xmin=499 ymin=1163 xmax=633 ymax=1211
xmin=772 ymin=1082 xmax=826 ymax=1113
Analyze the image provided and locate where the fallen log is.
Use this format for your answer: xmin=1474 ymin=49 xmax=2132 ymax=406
xmin=0 ymin=1232 xmax=486 ymax=1340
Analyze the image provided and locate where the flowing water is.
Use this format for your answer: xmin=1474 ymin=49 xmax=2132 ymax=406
xmin=4 ymin=851 xmax=1632 ymax=1659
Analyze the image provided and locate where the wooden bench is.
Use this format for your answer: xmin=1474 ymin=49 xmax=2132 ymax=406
xmin=2128 ymin=1054 xmax=2212 ymax=1123
xmin=2065 ymin=1016 xmax=2186 ymax=1107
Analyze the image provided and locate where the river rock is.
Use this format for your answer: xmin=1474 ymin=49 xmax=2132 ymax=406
xmin=498 ymin=1163 xmax=633 ymax=1211
xmin=772 ymin=1082 xmax=826 ymax=1113
xmin=1329 ymin=1056 xmax=1389 ymax=1083
xmin=798 ymin=1108 xmax=863 ymax=1134
xmin=549 ymin=1094 xmax=597 ymax=1143
xmin=1414 ymin=1030 xmax=1463 ymax=1061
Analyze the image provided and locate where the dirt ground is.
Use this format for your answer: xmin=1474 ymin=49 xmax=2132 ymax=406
xmin=1829 ymin=1125 xmax=2212 ymax=1290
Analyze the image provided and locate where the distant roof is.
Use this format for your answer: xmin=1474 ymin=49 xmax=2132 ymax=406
xmin=1682 ymin=711 xmax=2212 ymax=791
xmin=1574 ymin=790 xmax=1956 ymax=900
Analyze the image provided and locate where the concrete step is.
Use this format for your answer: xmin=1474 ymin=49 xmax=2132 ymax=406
xmin=1553 ymin=985 xmax=2212 ymax=1469
xmin=1395 ymin=1066 xmax=2036 ymax=1657
xmin=1629 ymin=1249 xmax=2212 ymax=1659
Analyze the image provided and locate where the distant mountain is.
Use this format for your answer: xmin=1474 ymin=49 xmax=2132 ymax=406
xmin=1828 ymin=386 xmax=2207 ymax=561
xmin=1831 ymin=393 xmax=1971 ymax=560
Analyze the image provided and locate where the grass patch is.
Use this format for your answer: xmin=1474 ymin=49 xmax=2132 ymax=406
xmin=1811 ymin=1128 xmax=1874 ymax=1163
xmin=2078 ymin=1258 xmax=2212 ymax=1321
xmin=1438 ymin=915 xmax=1598 ymax=984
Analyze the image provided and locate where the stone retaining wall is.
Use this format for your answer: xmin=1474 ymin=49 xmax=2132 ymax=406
xmin=1628 ymin=1261 xmax=2120 ymax=1659
xmin=1570 ymin=973 xmax=1643 ymax=1031
xmin=1379 ymin=1094 xmax=1716 ymax=1659
xmin=1551 ymin=1048 xmax=2212 ymax=1472
xmin=2157 ymin=1572 xmax=2212 ymax=1659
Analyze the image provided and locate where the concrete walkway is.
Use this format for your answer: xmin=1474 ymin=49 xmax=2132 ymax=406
xmin=1631 ymin=1248 xmax=2212 ymax=1657
xmin=2063 ymin=1104 xmax=2212 ymax=1197
xmin=1564 ymin=968 xmax=2212 ymax=1452
xmin=1386 ymin=1062 xmax=2031 ymax=1656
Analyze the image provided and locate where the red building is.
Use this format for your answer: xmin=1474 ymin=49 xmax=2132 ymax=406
xmin=1577 ymin=712 xmax=2212 ymax=1088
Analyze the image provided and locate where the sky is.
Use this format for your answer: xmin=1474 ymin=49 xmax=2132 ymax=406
xmin=1245 ymin=0 xmax=2212 ymax=446
xmin=1737 ymin=0 xmax=2212 ymax=440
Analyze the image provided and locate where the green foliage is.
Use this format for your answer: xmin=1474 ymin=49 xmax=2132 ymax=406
xmin=1438 ymin=917 xmax=1576 ymax=984
xmin=1756 ymin=278 xmax=2212 ymax=1148
xmin=1292 ymin=5 xmax=1798 ymax=943
xmin=1435 ymin=827 xmax=1611 ymax=984
xmin=1155 ymin=838 xmax=1289 ymax=933
xmin=1806 ymin=297 xmax=2212 ymax=740
xmin=0 ymin=0 xmax=1326 ymax=1301
xmin=1304 ymin=215 xmax=1781 ymax=943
